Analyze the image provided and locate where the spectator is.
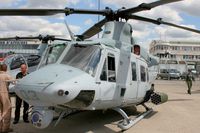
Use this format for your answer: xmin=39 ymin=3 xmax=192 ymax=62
xmin=0 ymin=64 xmax=15 ymax=133
xmin=13 ymin=64 xmax=29 ymax=124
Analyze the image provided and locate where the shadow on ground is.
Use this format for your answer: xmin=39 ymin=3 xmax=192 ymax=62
xmin=11 ymin=106 xmax=153 ymax=133
xmin=167 ymin=99 xmax=193 ymax=102
xmin=191 ymin=90 xmax=200 ymax=94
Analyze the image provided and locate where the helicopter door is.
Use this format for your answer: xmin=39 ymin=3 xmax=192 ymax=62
xmin=115 ymin=52 xmax=132 ymax=102
xmin=137 ymin=62 xmax=148 ymax=99
xmin=99 ymin=52 xmax=117 ymax=103
xmin=129 ymin=61 xmax=138 ymax=99
xmin=122 ymin=56 xmax=138 ymax=104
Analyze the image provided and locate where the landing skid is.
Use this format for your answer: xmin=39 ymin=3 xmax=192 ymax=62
xmin=113 ymin=106 xmax=153 ymax=131
xmin=53 ymin=108 xmax=79 ymax=126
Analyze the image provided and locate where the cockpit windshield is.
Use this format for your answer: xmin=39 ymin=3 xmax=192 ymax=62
xmin=39 ymin=43 xmax=66 ymax=68
xmin=61 ymin=45 xmax=101 ymax=76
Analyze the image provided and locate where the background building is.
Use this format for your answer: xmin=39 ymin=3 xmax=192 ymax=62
xmin=0 ymin=40 xmax=40 ymax=60
xmin=149 ymin=40 xmax=200 ymax=73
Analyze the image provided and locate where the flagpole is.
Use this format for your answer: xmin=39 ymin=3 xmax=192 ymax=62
xmin=97 ymin=0 xmax=100 ymax=38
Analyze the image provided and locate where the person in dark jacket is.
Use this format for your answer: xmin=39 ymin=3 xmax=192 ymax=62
xmin=185 ymin=70 xmax=195 ymax=95
xmin=13 ymin=64 xmax=29 ymax=124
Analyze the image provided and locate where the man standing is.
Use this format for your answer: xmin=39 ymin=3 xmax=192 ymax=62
xmin=0 ymin=64 xmax=15 ymax=133
xmin=13 ymin=64 xmax=29 ymax=124
xmin=186 ymin=70 xmax=194 ymax=95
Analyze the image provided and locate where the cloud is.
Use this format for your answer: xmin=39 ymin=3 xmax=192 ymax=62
xmin=89 ymin=3 xmax=95 ymax=8
xmin=102 ymin=0 xmax=145 ymax=8
xmin=128 ymin=20 xmax=151 ymax=32
xmin=0 ymin=0 xmax=81 ymax=38
xmin=154 ymin=25 xmax=200 ymax=41
xmin=83 ymin=0 xmax=96 ymax=8
xmin=0 ymin=16 xmax=80 ymax=38
xmin=1 ymin=0 xmax=85 ymax=37
xmin=0 ymin=0 xmax=16 ymax=4
xmin=139 ymin=6 xmax=182 ymax=23
xmin=0 ymin=0 xmax=21 ymax=7
xmin=132 ymin=30 xmax=150 ymax=40
xmin=23 ymin=0 xmax=80 ymax=8
xmin=172 ymin=0 xmax=200 ymax=17
xmin=127 ymin=20 xmax=152 ymax=46
xmin=84 ymin=19 xmax=93 ymax=26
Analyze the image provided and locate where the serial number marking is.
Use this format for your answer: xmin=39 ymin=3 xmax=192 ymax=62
xmin=20 ymin=90 xmax=40 ymax=101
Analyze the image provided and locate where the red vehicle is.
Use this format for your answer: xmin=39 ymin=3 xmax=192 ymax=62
xmin=0 ymin=57 xmax=4 ymax=61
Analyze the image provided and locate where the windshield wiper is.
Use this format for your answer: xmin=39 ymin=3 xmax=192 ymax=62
xmin=74 ymin=43 xmax=87 ymax=48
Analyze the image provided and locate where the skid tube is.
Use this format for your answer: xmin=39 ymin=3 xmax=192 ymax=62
xmin=113 ymin=107 xmax=153 ymax=130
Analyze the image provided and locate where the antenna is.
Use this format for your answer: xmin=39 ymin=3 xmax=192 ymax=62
xmin=159 ymin=32 xmax=161 ymax=41
xmin=64 ymin=20 xmax=76 ymax=41
xmin=97 ymin=0 xmax=100 ymax=38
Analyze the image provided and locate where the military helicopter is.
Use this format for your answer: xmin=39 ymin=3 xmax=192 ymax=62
xmin=1 ymin=0 xmax=200 ymax=130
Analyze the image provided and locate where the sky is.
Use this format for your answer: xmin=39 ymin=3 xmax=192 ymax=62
xmin=0 ymin=0 xmax=200 ymax=50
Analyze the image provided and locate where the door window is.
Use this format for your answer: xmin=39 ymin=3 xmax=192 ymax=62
xmin=131 ymin=62 xmax=137 ymax=81
xmin=140 ymin=65 xmax=146 ymax=82
xmin=146 ymin=68 xmax=149 ymax=82
xmin=107 ymin=54 xmax=116 ymax=82
xmin=100 ymin=53 xmax=116 ymax=82
xmin=100 ymin=59 xmax=107 ymax=81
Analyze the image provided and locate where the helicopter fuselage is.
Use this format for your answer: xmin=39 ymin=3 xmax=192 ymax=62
xmin=14 ymin=39 xmax=153 ymax=128
xmin=15 ymin=42 xmax=150 ymax=108
xmin=14 ymin=22 xmax=156 ymax=129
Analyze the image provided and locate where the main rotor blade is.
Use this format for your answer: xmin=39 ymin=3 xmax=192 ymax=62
xmin=119 ymin=0 xmax=182 ymax=15
xmin=0 ymin=35 xmax=70 ymax=41
xmin=0 ymin=35 xmax=42 ymax=40
xmin=162 ymin=21 xmax=200 ymax=34
xmin=128 ymin=15 xmax=200 ymax=34
xmin=0 ymin=8 xmax=106 ymax=16
xmin=0 ymin=9 xmax=65 ymax=16
xmin=49 ymin=37 xmax=71 ymax=41
xmin=81 ymin=18 xmax=108 ymax=39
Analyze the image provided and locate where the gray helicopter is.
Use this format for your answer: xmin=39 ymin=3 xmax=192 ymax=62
xmin=0 ymin=0 xmax=199 ymax=130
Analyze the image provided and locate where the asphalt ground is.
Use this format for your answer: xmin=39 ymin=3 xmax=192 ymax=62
xmin=9 ymin=79 xmax=200 ymax=133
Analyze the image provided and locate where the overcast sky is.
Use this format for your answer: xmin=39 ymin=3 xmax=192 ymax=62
xmin=0 ymin=0 xmax=200 ymax=50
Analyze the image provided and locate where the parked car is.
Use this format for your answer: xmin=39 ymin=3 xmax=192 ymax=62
xmin=180 ymin=71 xmax=196 ymax=80
xmin=158 ymin=69 xmax=181 ymax=80
xmin=180 ymin=72 xmax=187 ymax=80
xmin=190 ymin=69 xmax=199 ymax=78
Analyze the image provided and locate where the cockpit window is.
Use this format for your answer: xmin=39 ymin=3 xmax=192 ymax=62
xmin=4 ymin=55 xmax=26 ymax=70
xmin=61 ymin=45 xmax=101 ymax=76
xmin=39 ymin=44 xmax=66 ymax=68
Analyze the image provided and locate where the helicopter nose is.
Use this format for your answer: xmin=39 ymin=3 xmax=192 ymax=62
xmin=15 ymin=82 xmax=77 ymax=106
xmin=14 ymin=64 xmax=96 ymax=107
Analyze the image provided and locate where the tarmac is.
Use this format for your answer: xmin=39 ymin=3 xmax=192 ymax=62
xmin=9 ymin=80 xmax=200 ymax=133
